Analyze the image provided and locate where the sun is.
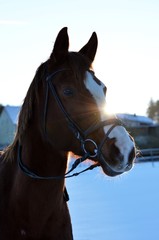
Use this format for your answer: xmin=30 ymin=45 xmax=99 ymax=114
xmin=101 ymin=103 xmax=117 ymax=119
xmin=103 ymin=104 xmax=116 ymax=116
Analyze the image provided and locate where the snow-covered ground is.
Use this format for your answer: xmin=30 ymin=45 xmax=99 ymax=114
xmin=66 ymin=161 xmax=159 ymax=240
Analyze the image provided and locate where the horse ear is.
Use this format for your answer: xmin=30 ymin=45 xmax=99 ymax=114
xmin=79 ymin=32 xmax=98 ymax=62
xmin=50 ymin=27 xmax=69 ymax=63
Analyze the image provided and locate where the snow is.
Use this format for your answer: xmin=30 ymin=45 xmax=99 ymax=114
xmin=66 ymin=162 xmax=159 ymax=240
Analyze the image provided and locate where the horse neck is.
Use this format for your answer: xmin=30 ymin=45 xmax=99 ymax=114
xmin=19 ymin=125 xmax=68 ymax=200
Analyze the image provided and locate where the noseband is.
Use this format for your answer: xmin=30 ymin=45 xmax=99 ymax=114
xmin=18 ymin=69 xmax=123 ymax=181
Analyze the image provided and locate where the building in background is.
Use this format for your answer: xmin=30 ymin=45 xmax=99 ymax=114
xmin=117 ymin=113 xmax=155 ymax=127
xmin=0 ymin=105 xmax=20 ymax=148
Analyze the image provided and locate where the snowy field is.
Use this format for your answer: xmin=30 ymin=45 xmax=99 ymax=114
xmin=66 ymin=161 xmax=159 ymax=240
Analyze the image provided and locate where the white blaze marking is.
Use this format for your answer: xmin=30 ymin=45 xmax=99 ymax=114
xmin=84 ymin=71 xmax=106 ymax=112
xmin=84 ymin=71 xmax=134 ymax=172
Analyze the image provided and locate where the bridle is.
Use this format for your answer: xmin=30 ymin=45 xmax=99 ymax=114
xmin=18 ymin=68 xmax=123 ymax=182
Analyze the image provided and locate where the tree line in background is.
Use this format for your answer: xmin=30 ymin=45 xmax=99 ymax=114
xmin=147 ymin=99 xmax=159 ymax=123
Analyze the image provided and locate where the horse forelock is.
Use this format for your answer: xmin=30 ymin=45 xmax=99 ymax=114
xmin=64 ymin=52 xmax=93 ymax=93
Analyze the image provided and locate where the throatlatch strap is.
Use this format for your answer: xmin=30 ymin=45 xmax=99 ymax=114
xmin=17 ymin=144 xmax=99 ymax=180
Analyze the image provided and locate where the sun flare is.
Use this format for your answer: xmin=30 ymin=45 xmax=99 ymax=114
xmin=102 ymin=103 xmax=117 ymax=118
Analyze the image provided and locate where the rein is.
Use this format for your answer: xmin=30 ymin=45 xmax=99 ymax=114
xmin=17 ymin=144 xmax=99 ymax=180
xmin=17 ymin=68 xmax=123 ymax=184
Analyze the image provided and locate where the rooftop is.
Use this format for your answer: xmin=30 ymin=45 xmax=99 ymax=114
xmin=5 ymin=105 xmax=21 ymax=124
xmin=117 ymin=113 xmax=155 ymax=125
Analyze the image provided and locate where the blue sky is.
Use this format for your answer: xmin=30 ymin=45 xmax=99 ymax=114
xmin=0 ymin=0 xmax=159 ymax=115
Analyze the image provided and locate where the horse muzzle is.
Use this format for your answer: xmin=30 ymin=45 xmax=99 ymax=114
xmin=97 ymin=141 xmax=136 ymax=177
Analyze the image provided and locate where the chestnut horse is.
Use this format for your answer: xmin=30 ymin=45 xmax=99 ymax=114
xmin=0 ymin=28 xmax=136 ymax=239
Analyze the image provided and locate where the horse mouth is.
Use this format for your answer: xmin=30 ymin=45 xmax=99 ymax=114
xmin=98 ymin=155 xmax=125 ymax=177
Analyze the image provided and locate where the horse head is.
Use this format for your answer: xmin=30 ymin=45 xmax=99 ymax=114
xmin=40 ymin=27 xmax=136 ymax=177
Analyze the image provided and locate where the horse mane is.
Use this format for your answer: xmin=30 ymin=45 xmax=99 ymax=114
xmin=3 ymin=52 xmax=91 ymax=161
xmin=3 ymin=62 xmax=46 ymax=161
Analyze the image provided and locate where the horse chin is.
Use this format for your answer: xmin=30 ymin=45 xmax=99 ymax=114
xmin=98 ymin=155 xmax=124 ymax=177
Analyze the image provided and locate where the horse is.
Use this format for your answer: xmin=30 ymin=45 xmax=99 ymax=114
xmin=0 ymin=27 xmax=136 ymax=239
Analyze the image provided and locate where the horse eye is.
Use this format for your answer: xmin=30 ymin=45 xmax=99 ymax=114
xmin=63 ymin=88 xmax=74 ymax=97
